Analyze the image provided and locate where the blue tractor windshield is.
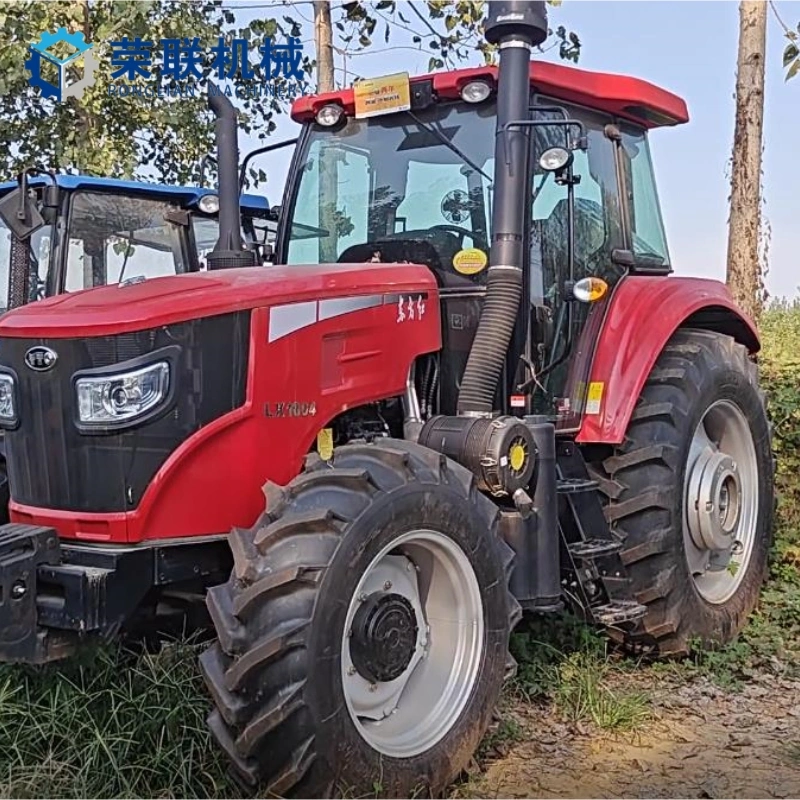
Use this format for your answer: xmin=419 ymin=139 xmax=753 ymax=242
xmin=0 ymin=175 xmax=271 ymax=309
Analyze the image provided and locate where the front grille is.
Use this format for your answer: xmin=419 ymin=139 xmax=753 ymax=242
xmin=0 ymin=311 xmax=250 ymax=513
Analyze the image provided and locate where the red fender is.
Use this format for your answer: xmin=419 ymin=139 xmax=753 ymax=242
xmin=576 ymin=276 xmax=759 ymax=445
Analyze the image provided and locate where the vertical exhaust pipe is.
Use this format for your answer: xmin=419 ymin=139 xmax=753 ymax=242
xmin=456 ymin=1 xmax=548 ymax=416
xmin=207 ymin=83 xmax=256 ymax=269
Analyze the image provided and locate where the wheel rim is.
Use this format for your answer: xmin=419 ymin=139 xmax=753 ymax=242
xmin=683 ymin=399 xmax=759 ymax=604
xmin=340 ymin=528 xmax=484 ymax=758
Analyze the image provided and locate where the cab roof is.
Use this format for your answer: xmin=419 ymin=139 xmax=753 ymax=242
xmin=291 ymin=60 xmax=689 ymax=130
xmin=0 ymin=174 xmax=270 ymax=212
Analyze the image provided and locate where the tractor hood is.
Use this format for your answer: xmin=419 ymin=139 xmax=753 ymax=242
xmin=0 ymin=263 xmax=438 ymax=338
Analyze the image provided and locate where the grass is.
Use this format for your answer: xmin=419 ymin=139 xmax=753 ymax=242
xmin=506 ymin=613 xmax=651 ymax=733
xmin=553 ymin=651 xmax=650 ymax=731
xmin=0 ymin=637 xmax=231 ymax=799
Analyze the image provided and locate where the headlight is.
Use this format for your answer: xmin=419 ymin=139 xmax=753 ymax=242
xmin=198 ymin=194 xmax=220 ymax=214
xmin=0 ymin=373 xmax=16 ymax=426
xmin=76 ymin=361 xmax=170 ymax=428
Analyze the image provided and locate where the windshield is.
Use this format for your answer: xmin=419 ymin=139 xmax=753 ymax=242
xmin=0 ymin=209 xmax=51 ymax=312
xmin=285 ymin=101 xmax=497 ymax=288
xmin=65 ymin=192 xmax=188 ymax=291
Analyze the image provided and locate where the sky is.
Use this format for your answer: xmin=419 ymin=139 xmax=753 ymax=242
xmin=233 ymin=0 xmax=800 ymax=300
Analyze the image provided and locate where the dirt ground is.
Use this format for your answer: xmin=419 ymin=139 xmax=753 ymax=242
xmin=456 ymin=672 xmax=800 ymax=799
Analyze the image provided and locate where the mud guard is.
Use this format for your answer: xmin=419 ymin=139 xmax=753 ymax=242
xmin=576 ymin=276 xmax=759 ymax=445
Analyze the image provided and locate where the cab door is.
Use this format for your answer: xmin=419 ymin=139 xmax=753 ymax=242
xmin=524 ymin=98 xmax=626 ymax=428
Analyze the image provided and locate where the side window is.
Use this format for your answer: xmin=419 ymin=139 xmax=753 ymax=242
xmin=287 ymin=142 xmax=370 ymax=264
xmin=191 ymin=214 xmax=270 ymax=270
xmin=0 ymin=216 xmax=52 ymax=311
xmin=65 ymin=192 xmax=186 ymax=291
xmin=192 ymin=217 xmax=219 ymax=270
xmin=619 ymin=125 xmax=670 ymax=266
xmin=28 ymin=227 xmax=51 ymax=301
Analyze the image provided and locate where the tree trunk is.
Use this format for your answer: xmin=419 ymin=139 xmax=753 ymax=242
xmin=314 ymin=1 xmax=337 ymax=263
xmin=725 ymin=0 xmax=767 ymax=323
xmin=70 ymin=0 xmax=93 ymax=172
xmin=313 ymin=1 xmax=335 ymax=92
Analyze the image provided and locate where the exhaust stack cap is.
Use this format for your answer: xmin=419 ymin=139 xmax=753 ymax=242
xmin=484 ymin=0 xmax=548 ymax=47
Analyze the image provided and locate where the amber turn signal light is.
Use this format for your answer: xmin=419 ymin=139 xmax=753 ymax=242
xmin=573 ymin=277 xmax=608 ymax=303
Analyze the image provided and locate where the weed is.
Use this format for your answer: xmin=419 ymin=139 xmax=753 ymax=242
xmin=477 ymin=715 xmax=523 ymax=759
xmin=553 ymin=651 xmax=651 ymax=731
xmin=510 ymin=611 xmax=608 ymax=700
xmin=0 ymin=637 xmax=232 ymax=799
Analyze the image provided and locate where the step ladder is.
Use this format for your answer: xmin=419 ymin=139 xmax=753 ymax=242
xmin=556 ymin=442 xmax=647 ymax=627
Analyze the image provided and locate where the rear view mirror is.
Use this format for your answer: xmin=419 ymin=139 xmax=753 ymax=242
xmin=0 ymin=187 xmax=45 ymax=241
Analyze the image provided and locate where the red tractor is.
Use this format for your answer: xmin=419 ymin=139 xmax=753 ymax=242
xmin=0 ymin=2 xmax=773 ymax=796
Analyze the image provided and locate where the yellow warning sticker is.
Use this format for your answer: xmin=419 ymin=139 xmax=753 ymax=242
xmin=353 ymin=72 xmax=411 ymax=119
xmin=317 ymin=427 xmax=334 ymax=461
xmin=453 ymin=248 xmax=488 ymax=276
xmin=585 ymin=381 xmax=604 ymax=415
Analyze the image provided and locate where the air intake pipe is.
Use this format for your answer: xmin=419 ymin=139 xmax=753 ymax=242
xmin=456 ymin=1 xmax=548 ymax=416
xmin=207 ymin=83 xmax=256 ymax=269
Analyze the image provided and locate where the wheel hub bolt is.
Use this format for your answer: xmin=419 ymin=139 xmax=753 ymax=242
xmin=347 ymin=665 xmax=356 ymax=676
xmin=10 ymin=581 xmax=26 ymax=600
xmin=383 ymin=581 xmax=392 ymax=591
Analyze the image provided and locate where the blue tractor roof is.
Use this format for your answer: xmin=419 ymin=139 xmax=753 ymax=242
xmin=0 ymin=174 xmax=270 ymax=212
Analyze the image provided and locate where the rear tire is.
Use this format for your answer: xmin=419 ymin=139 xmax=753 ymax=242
xmin=200 ymin=439 xmax=520 ymax=797
xmin=587 ymin=329 xmax=773 ymax=656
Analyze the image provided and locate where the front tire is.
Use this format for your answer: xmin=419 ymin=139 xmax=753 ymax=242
xmin=200 ymin=439 xmax=520 ymax=797
xmin=588 ymin=329 xmax=774 ymax=656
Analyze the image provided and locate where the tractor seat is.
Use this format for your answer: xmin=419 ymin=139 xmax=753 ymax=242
xmin=338 ymin=238 xmax=444 ymax=274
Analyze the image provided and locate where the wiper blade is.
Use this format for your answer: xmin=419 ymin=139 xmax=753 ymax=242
xmin=404 ymin=111 xmax=493 ymax=185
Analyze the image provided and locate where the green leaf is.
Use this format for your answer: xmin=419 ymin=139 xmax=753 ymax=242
xmin=787 ymin=58 xmax=800 ymax=81
xmin=783 ymin=43 xmax=799 ymax=68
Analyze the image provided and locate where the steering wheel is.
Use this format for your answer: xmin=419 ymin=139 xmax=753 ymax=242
xmin=430 ymin=224 xmax=489 ymax=252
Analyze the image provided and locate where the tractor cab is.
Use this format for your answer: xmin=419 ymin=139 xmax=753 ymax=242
xmin=0 ymin=173 xmax=274 ymax=313
xmin=278 ymin=62 xmax=687 ymax=427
